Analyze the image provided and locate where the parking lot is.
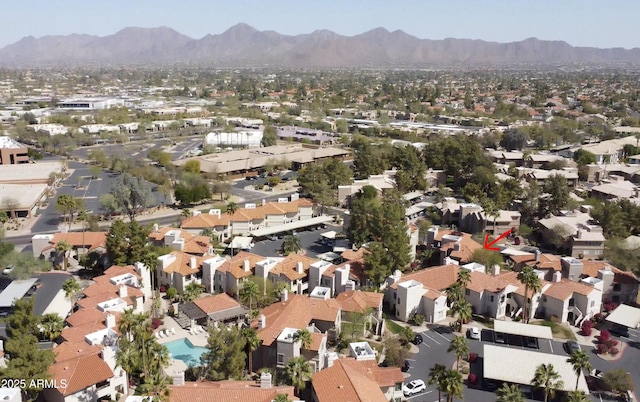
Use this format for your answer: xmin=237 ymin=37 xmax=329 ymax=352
xmin=401 ymin=323 xmax=637 ymax=402
xmin=248 ymin=224 xmax=339 ymax=258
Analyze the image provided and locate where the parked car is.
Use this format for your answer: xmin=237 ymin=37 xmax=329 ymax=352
xmin=411 ymin=334 xmax=423 ymax=345
xmin=565 ymin=340 xmax=582 ymax=354
xmin=403 ymin=380 xmax=426 ymax=396
xmin=468 ymin=327 xmax=481 ymax=340
xmin=590 ymin=369 xmax=604 ymax=380
xmin=495 ymin=332 xmax=506 ymax=344
xmin=524 ymin=337 xmax=539 ymax=349
xmin=610 ymin=324 xmax=630 ymax=338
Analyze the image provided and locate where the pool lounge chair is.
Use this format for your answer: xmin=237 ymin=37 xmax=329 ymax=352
xmin=155 ymin=331 xmax=160 ymax=339
xmin=171 ymin=327 xmax=176 ymax=335
xmin=158 ymin=331 xmax=164 ymax=338
xmin=164 ymin=329 xmax=171 ymax=337
xmin=197 ymin=325 xmax=205 ymax=334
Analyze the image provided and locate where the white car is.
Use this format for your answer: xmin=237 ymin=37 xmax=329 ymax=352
xmin=468 ymin=327 xmax=481 ymax=340
xmin=2 ymin=265 xmax=14 ymax=275
xmin=403 ymin=380 xmax=427 ymax=396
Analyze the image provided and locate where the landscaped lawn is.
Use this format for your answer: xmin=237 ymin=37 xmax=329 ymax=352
xmin=531 ymin=320 xmax=576 ymax=340
xmin=385 ymin=319 xmax=404 ymax=334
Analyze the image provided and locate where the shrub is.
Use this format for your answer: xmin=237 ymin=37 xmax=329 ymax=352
xmin=166 ymin=287 xmax=177 ymax=300
xmin=461 ymin=367 xmax=470 ymax=374
xmin=610 ymin=347 xmax=619 ymax=356
xmin=468 ymin=373 xmax=478 ymax=384
xmin=581 ymin=320 xmax=593 ymax=336
xmin=596 ymin=343 xmax=608 ymax=354
xmin=550 ymin=315 xmax=560 ymax=323
xmin=468 ymin=353 xmax=478 ymax=363
xmin=411 ymin=314 xmax=425 ymax=326
xmin=597 ymin=330 xmax=611 ymax=342
xmin=151 ymin=318 xmax=163 ymax=329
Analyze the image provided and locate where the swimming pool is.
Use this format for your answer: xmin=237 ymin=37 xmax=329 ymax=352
xmin=165 ymin=338 xmax=207 ymax=367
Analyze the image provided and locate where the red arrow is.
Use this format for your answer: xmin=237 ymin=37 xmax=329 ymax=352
xmin=484 ymin=229 xmax=512 ymax=251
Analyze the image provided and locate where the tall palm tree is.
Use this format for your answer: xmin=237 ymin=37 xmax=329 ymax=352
xmin=243 ymin=327 xmax=260 ymax=375
xmin=451 ymin=299 xmax=472 ymax=329
xmin=567 ymin=350 xmax=591 ymax=391
xmin=566 ymin=390 xmax=589 ymax=402
xmin=62 ymin=278 xmax=81 ymax=307
xmin=116 ymin=340 xmax=138 ymax=383
xmin=446 ymin=282 xmax=463 ymax=306
xmin=447 ymin=335 xmax=470 ymax=370
xmin=428 ymin=364 xmax=447 ymax=402
xmin=531 ymin=363 xmax=564 ymax=402
xmin=239 ymin=280 xmax=260 ymax=309
xmin=517 ymin=266 xmax=542 ymax=323
xmin=293 ymin=329 xmax=313 ymax=350
xmin=441 ymin=369 xmax=463 ymax=402
xmin=77 ymin=209 xmax=89 ymax=264
xmin=456 ymin=269 xmax=471 ymax=294
xmin=281 ymin=235 xmax=302 ymax=255
xmin=285 ymin=356 xmax=312 ymax=396
xmin=226 ymin=202 xmax=239 ymax=215
xmin=118 ymin=308 xmax=137 ymax=342
xmin=496 ymin=383 xmax=525 ymax=402
xmin=140 ymin=372 xmax=171 ymax=402
xmin=40 ymin=313 xmax=64 ymax=342
xmin=55 ymin=240 xmax=72 ymax=271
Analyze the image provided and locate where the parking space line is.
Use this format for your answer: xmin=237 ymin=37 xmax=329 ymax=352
xmin=406 ymin=358 xmax=416 ymax=361
xmin=422 ymin=333 xmax=441 ymax=345
xmin=420 ymin=341 xmax=431 ymax=348
xmin=432 ymin=330 xmax=451 ymax=342
xmin=407 ymin=390 xmax=432 ymax=400
xmin=549 ymin=340 xmax=553 ymax=353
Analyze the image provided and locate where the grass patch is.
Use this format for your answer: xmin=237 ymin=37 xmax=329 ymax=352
xmin=471 ymin=314 xmax=494 ymax=329
xmin=531 ymin=320 xmax=576 ymax=340
xmin=385 ymin=319 xmax=404 ymax=335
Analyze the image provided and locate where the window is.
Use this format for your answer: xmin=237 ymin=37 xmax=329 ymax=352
xmin=590 ymin=300 xmax=595 ymax=307
xmin=277 ymin=354 xmax=284 ymax=364
xmin=569 ymin=298 xmax=575 ymax=307
xmin=397 ymin=298 xmax=401 ymax=305
xmin=613 ymin=284 xmax=621 ymax=291
xmin=465 ymin=289 xmax=470 ymax=296
xmin=394 ymin=292 xmax=397 ymax=300
xmin=490 ymin=295 xmax=494 ymax=302
xmin=395 ymin=383 xmax=402 ymax=391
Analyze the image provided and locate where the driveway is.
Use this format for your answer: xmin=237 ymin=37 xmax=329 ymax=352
xmin=32 ymin=271 xmax=73 ymax=316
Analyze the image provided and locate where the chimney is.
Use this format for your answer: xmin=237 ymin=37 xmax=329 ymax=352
xmin=258 ymin=314 xmax=266 ymax=329
xmin=535 ymin=250 xmax=541 ymax=262
xmin=553 ymin=271 xmax=562 ymax=283
xmin=492 ymin=264 xmax=500 ymax=276
xmin=152 ymin=223 xmax=159 ymax=232
xmin=345 ymin=280 xmax=356 ymax=291
xmin=297 ymin=261 xmax=304 ymax=274
xmin=243 ymin=259 xmax=250 ymax=272
xmin=576 ymin=230 xmax=582 ymax=239
xmin=172 ymin=371 xmax=185 ymax=386
xmin=260 ymin=372 xmax=272 ymax=389
xmin=105 ymin=314 xmax=116 ymax=329
xmin=118 ymin=286 xmax=127 ymax=298
xmin=281 ymin=288 xmax=288 ymax=302
xmin=453 ymin=242 xmax=461 ymax=251
xmin=190 ymin=257 xmax=197 ymax=269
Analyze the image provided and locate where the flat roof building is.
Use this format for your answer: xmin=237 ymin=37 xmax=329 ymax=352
xmin=0 ymin=136 xmax=28 ymax=165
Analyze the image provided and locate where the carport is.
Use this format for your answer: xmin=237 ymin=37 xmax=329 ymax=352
xmin=249 ymin=216 xmax=334 ymax=237
xmin=227 ymin=236 xmax=254 ymax=251
xmin=483 ymin=344 xmax=589 ymax=393
xmin=0 ymin=278 xmax=39 ymax=309
xmin=493 ymin=320 xmax=553 ymax=339
xmin=606 ymin=304 xmax=640 ymax=329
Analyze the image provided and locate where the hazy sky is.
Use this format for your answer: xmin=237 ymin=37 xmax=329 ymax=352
xmin=2 ymin=0 xmax=637 ymax=49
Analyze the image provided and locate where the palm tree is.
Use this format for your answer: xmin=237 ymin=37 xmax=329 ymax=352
xmin=457 ymin=269 xmax=471 ymax=293
xmin=226 ymin=202 xmax=239 ymax=215
xmin=77 ymin=209 xmax=88 ymax=264
xmin=441 ymin=369 xmax=463 ymax=402
xmin=567 ymin=350 xmax=591 ymax=391
xmin=239 ymin=280 xmax=260 ymax=309
xmin=116 ymin=340 xmax=138 ymax=383
xmin=447 ymin=335 xmax=470 ymax=370
xmin=183 ymin=282 xmax=204 ymax=302
xmin=281 ymin=235 xmax=302 ymax=255
xmin=517 ymin=266 xmax=542 ymax=323
xmin=496 ymin=383 xmax=525 ymax=402
xmin=140 ymin=372 xmax=171 ymax=402
xmin=293 ymin=329 xmax=313 ymax=350
xmin=118 ymin=308 xmax=138 ymax=342
xmin=428 ymin=364 xmax=447 ymax=402
xmin=40 ymin=313 xmax=64 ymax=342
xmin=273 ymin=394 xmax=292 ymax=402
xmin=62 ymin=278 xmax=81 ymax=307
xmin=566 ymin=390 xmax=589 ymax=402
xmin=531 ymin=363 xmax=564 ymax=402
xmin=446 ymin=282 xmax=463 ymax=306
xmin=451 ymin=299 xmax=472 ymax=330
xmin=243 ymin=327 xmax=260 ymax=375
xmin=483 ymin=200 xmax=499 ymax=235
xmin=399 ymin=325 xmax=416 ymax=345
xmin=285 ymin=356 xmax=312 ymax=396
xmin=55 ymin=240 xmax=72 ymax=271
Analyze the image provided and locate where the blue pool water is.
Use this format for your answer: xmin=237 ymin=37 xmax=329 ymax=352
xmin=165 ymin=338 xmax=207 ymax=366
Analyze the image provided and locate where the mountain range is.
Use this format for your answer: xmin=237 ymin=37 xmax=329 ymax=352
xmin=1 ymin=23 xmax=639 ymax=67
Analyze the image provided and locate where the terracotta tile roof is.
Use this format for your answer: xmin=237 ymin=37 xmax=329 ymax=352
xmin=219 ymin=251 xmax=265 ymax=279
xmin=193 ymin=293 xmax=242 ymax=315
xmin=65 ymin=308 xmax=118 ymax=327
xmin=341 ymin=247 xmax=369 ymax=261
xmin=438 ymin=231 xmax=483 ymax=263
xmin=309 ymin=332 xmax=325 ymax=352
xmin=544 ymin=279 xmax=597 ymax=300
xmin=53 ymin=341 xmax=102 ymax=362
xmin=325 ymin=259 xmax=366 ymax=283
xmin=168 ymin=381 xmax=295 ymax=402
xmin=422 ymin=288 xmax=444 ymax=300
xmin=149 ymin=227 xmax=212 ymax=255
xmin=49 ymin=354 xmax=114 ymax=396
xmin=509 ymin=253 xmax=563 ymax=271
xmin=466 ymin=271 xmax=518 ymax=294
xmin=340 ymin=359 xmax=404 ymax=387
xmin=312 ymin=358 xmax=400 ymax=402
xmin=580 ymin=260 xmax=638 ymax=284
xmin=251 ymin=294 xmax=339 ymax=346
xmin=82 ymin=281 xmax=143 ymax=299
xmin=180 ymin=199 xmax=314 ymax=229
xmin=335 ymin=290 xmax=383 ymax=313
xmin=390 ymin=264 xmax=460 ymax=291
xmin=60 ymin=321 xmax=107 ymax=343
xmin=101 ymin=265 xmax=141 ymax=279
xmin=49 ymin=232 xmax=107 ymax=251
xmin=77 ymin=293 xmax=137 ymax=310
xmin=270 ymin=254 xmax=318 ymax=281
xmin=159 ymin=251 xmax=204 ymax=277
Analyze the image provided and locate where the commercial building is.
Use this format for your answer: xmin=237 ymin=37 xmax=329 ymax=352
xmin=0 ymin=136 xmax=28 ymax=165
xmin=204 ymin=130 xmax=264 ymax=148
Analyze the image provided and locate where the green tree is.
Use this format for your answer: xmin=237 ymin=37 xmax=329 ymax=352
xmin=293 ymin=329 xmax=313 ymax=350
xmin=55 ymin=194 xmax=77 ymax=228
xmin=531 ymin=363 xmax=564 ymax=402
xmin=139 ymin=372 xmax=171 ymax=402
xmin=447 ymin=335 xmax=470 ymax=370
xmin=540 ymin=174 xmax=573 ymax=216
xmin=281 ymin=235 xmax=302 ymax=255
xmin=363 ymin=241 xmax=390 ymax=289
xmin=285 ymin=356 xmax=312 ymax=395
xmin=39 ymin=313 xmax=64 ymax=342
xmin=565 ymin=390 xmax=589 ymax=402
xmin=567 ymin=350 xmax=591 ymax=391
xmin=572 ymin=149 xmax=597 ymax=166
xmin=62 ymin=278 xmax=81 ymax=306
xmin=183 ymin=282 xmax=204 ymax=303
xmin=261 ymin=126 xmax=278 ymax=147
xmin=500 ymin=129 xmax=527 ymax=151
xmin=517 ymin=266 xmax=542 ymax=323
xmin=382 ymin=333 xmax=410 ymax=368
xmin=106 ymin=220 xmax=157 ymax=272
xmin=183 ymin=159 xmax=201 ymax=174
xmin=446 ymin=282 xmax=464 ymax=306
xmin=55 ymin=240 xmax=72 ymax=271
xmin=239 ymin=280 xmax=260 ymax=310
xmin=457 ymin=269 xmax=471 ymax=294
xmin=0 ymin=299 xmax=55 ymax=401
xmin=226 ymin=202 xmax=239 ymax=215
xmin=99 ymin=193 xmax=119 ymax=217
xmin=428 ymin=364 xmax=447 ymax=402
xmin=496 ymin=383 xmax=525 ymax=402
xmin=109 ymin=173 xmax=153 ymax=221
xmin=451 ymin=300 xmax=472 ymax=329
xmin=0 ymin=249 xmax=51 ymax=280
xmin=470 ymin=249 xmax=503 ymax=272
xmin=399 ymin=326 xmax=416 ymax=345
xmin=441 ymin=369 xmax=464 ymax=402
xmin=602 ymin=369 xmax=634 ymax=397
xmin=201 ymin=326 xmax=247 ymax=380
xmin=242 ymin=327 xmax=260 ymax=375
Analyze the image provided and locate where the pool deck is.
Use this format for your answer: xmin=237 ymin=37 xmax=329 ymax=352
xmin=155 ymin=316 xmax=209 ymax=376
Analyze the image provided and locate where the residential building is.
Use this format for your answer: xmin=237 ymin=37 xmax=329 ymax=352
xmin=334 ymin=290 xmax=384 ymax=336
xmin=32 ymin=232 xmax=108 ymax=269
xmin=0 ymin=136 xmax=28 ymax=165
xmin=538 ymin=210 xmax=605 ymax=258
xmin=563 ymin=135 xmax=640 ymax=165
xmin=202 ymin=251 xmax=264 ymax=295
xmin=180 ymin=197 xmax=315 ymax=240
xmin=148 ymin=226 xmax=212 ymax=256
xmin=167 ymin=373 xmax=297 ymax=402
xmin=590 ymin=175 xmax=638 ymax=200
xmin=311 ymin=358 xmax=404 ymax=402
xmin=256 ymin=254 xmax=319 ymax=295
xmin=156 ymin=251 xmax=204 ymax=294
xmin=426 ymin=227 xmax=484 ymax=265
xmin=176 ymin=293 xmax=247 ymax=329
xmin=519 ymin=168 xmax=579 ymax=187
